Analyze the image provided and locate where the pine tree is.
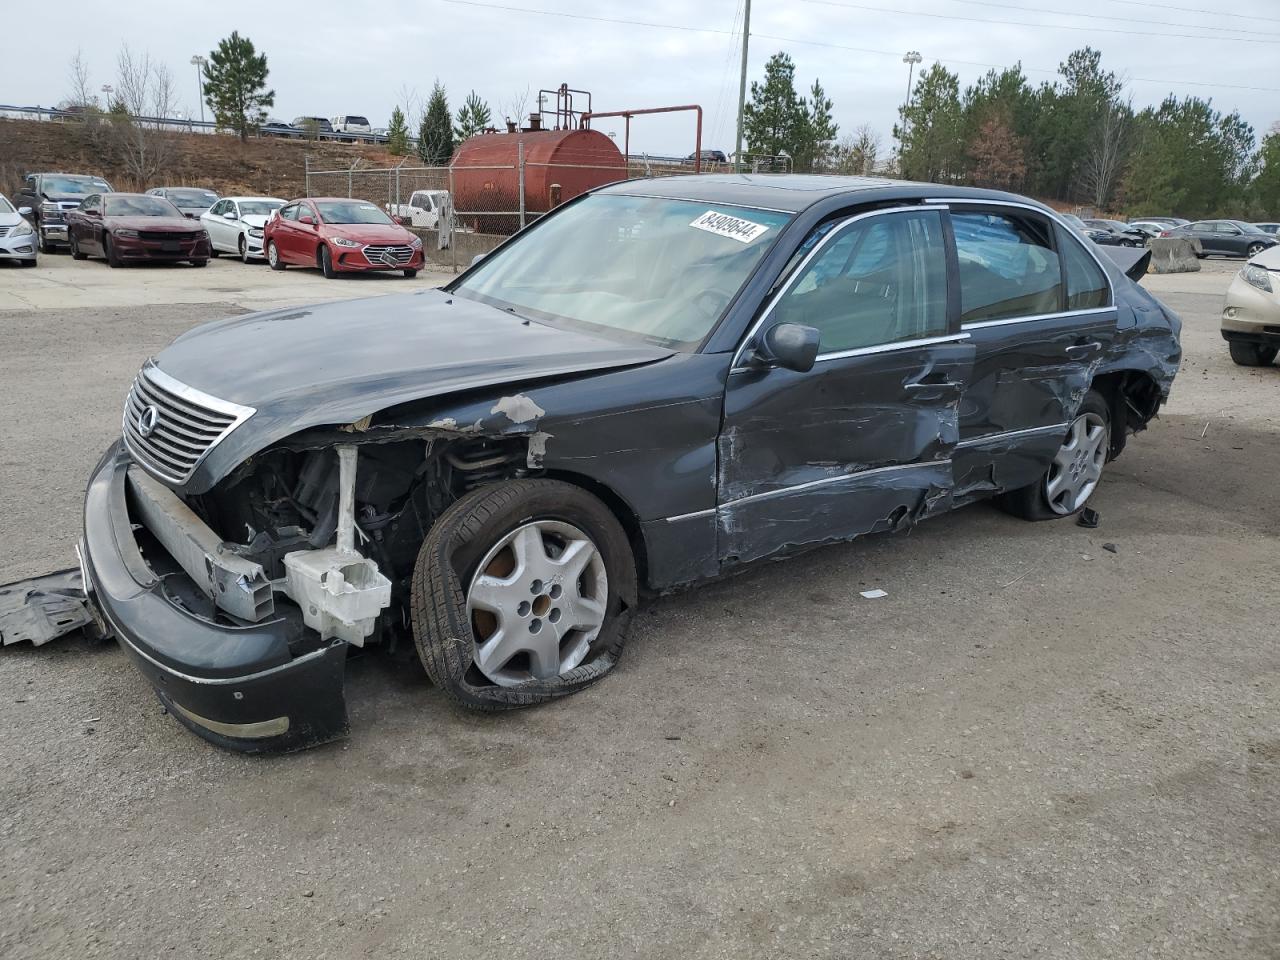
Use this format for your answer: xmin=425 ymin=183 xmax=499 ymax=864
xmin=387 ymin=106 xmax=410 ymax=156
xmin=418 ymin=82 xmax=453 ymax=165
xmin=453 ymin=90 xmax=492 ymax=143
xmin=201 ymin=32 xmax=274 ymax=142
xmin=743 ymin=52 xmax=807 ymax=160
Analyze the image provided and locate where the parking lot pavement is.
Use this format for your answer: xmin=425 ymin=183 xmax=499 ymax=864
xmin=0 ymin=253 xmax=455 ymax=312
xmin=1 ymin=260 xmax=1277 ymax=959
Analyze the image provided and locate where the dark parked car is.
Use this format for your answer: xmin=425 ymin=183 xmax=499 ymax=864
xmin=686 ymin=149 xmax=729 ymax=164
xmin=1084 ymin=219 xmax=1149 ymax=246
xmin=1062 ymin=213 xmax=1121 ymax=246
xmin=261 ymin=120 xmax=302 ymax=138
xmin=81 ymin=175 xmax=1181 ymax=751
xmin=66 ymin=192 xmax=212 ymax=267
xmin=13 ymin=172 xmax=113 ymax=252
xmin=292 ymin=116 xmax=334 ymax=139
xmin=146 ymin=186 xmax=220 ymax=219
xmin=1169 ymin=220 xmax=1278 ymax=258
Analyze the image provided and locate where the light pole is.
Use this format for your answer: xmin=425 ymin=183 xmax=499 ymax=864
xmin=100 ymin=83 xmax=113 ymax=109
xmin=190 ymin=55 xmax=207 ymax=124
xmin=901 ymin=51 xmax=922 ymax=135
xmin=734 ymin=0 xmax=752 ymax=173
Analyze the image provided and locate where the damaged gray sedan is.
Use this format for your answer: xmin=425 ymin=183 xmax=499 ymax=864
xmin=79 ymin=175 xmax=1181 ymax=751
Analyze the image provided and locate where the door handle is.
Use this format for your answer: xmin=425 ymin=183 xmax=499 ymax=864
xmin=904 ymin=374 xmax=961 ymax=396
xmin=1066 ymin=340 xmax=1102 ymax=358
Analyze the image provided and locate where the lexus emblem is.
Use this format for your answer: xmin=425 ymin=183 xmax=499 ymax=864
xmin=138 ymin=405 xmax=159 ymax=438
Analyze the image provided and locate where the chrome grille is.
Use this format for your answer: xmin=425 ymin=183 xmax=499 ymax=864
xmin=363 ymin=244 xmax=413 ymax=266
xmin=122 ymin=364 xmax=254 ymax=485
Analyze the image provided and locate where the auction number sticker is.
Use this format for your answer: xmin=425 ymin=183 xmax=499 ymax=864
xmin=689 ymin=210 xmax=770 ymax=243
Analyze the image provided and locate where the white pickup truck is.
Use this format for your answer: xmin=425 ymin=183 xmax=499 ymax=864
xmin=386 ymin=189 xmax=451 ymax=229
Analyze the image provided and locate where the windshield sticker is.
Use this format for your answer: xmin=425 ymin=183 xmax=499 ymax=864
xmin=689 ymin=210 xmax=770 ymax=243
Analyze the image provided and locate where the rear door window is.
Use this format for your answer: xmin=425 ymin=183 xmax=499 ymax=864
xmin=1055 ymin=226 xmax=1111 ymax=310
xmin=951 ymin=210 xmax=1063 ymax=323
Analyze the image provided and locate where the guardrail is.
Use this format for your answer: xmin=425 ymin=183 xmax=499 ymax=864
xmin=0 ymin=104 xmax=394 ymax=144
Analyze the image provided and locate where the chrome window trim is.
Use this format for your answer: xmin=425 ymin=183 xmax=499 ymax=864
xmin=955 ymin=422 xmax=1068 ymax=450
xmin=721 ymin=460 xmax=951 ymax=508
xmin=121 ymin=360 xmax=256 ymax=486
xmin=960 ymin=306 xmax=1115 ymax=330
xmin=815 ymin=331 xmax=970 ymax=363
xmin=731 ymin=203 xmax=952 ymax=369
xmin=934 ymin=196 xmax=1117 ymax=311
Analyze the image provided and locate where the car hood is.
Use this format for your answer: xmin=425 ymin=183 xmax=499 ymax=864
xmin=105 ymin=215 xmax=205 ymax=232
xmin=239 ymin=214 xmax=272 ymax=229
xmin=0 ymin=211 xmax=25 ymax=227
xmin=1251 ymin=245 xmax=1280 ymax=269
xmin=153 ymin=288 xmax=674 ymax=485
xmin=324 ymin=223 xmax=415 ymax=244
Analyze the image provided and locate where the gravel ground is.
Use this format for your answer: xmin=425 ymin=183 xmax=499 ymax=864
xmin=0 ymin=256 xmax=1276 ymax=959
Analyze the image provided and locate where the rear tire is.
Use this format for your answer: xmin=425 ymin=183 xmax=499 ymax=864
xmin=410 ymin=479 xmax=637 ymax=711
xmin=1247 ymin=242 xmax=1267 ymax=259
xmin=267 ymin=241 xmax=285 ymax=270
xmin=997 ymin=390 xmax=1111 ymax=521
xmin=1229 ymin=341 xmax=1278 ymax=367
xmin=320 ymin=244 xmax=337 ymax=279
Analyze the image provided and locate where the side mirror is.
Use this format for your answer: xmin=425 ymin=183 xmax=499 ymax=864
xmin=299 ymin=214 xmax=315 ymax=226
xmin=760 ymin=322 xmax=820 ymax=373
xmin=17 ymin=206 xmax=31 ymax=216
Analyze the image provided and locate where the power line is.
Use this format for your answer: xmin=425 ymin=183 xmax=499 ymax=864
xmin=938 ymin=0 xmax=1280 ymax=37
xmin=798 ymin=0 xmax=1280 ymax=45
xmin=437 ymin=0 xmax=1280 ymax=94
xmin=1107 ymin=0 xmax=1280 ymax=25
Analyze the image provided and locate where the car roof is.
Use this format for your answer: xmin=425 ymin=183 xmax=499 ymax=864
xmin=34 ymin=172 xmax=108 ymax=180
xmin=598 ymin=174 xmax=1054 ymax=215
xmin=222 ymin=196 xmax=287 ymax=203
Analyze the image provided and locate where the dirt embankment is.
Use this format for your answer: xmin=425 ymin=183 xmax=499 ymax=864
xmin=0 ymin=118 xmax=398 ymax=199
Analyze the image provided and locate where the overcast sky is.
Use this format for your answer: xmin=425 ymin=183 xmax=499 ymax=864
xmin=3 ymin=0 xmax=1278 ymax=157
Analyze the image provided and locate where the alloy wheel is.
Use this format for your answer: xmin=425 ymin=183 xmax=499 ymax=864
xmin=1045 ymin=412 xmax=1108 ymax=515
xmin=465 ymin=520 xmax=608 ymax=686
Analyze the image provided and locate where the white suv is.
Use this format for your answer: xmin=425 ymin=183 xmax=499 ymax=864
xmin=331 ymin=115 xmax=372 ymax=136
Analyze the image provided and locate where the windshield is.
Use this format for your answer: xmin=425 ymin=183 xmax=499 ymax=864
xmin=43 ymin=176 xmax=109 ymax=196
xmin=454 ymin=193 xmax=792 ymax=349
xmin=238 ymin=199 xmax=283 ymax=216
xmin=0 ymin=196 xmax=13 ymax=214
xmin=167 ymin=189 xmax=218 ymax=206
xmin=315 ymin=200 xmax=394 ymax=225
xmin=105 ymin=195 xmax=181 ymax=217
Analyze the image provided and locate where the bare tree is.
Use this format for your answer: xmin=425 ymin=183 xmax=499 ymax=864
xmin=831 ymin=125 xmax=881 ymax=175
xmin=500 ymin=84 xmax=532 ymax=128
xmin=1079 ymin=101 xmax=1132 ymax=211
xmin=105 ymin=45 xmax=178 ymax=188
xmin=65 ymin=49 xmax=97 ymax=110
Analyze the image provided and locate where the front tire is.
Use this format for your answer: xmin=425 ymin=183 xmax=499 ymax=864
xmin=1229 ymin=341 xmax=1278 ymax=367
xmin=104 ymin=237 xmax=121 ymax=268
xmin=267 ymin=240 xmax=285 ymax=270
xmin=70 ymin=234 xmax=87 ymax=260
xmin=320 ymin=244 xmax=337 ymax=279
xmin=997 ymin=390 xmax=1110 ymax=521
xmin=410 ymin=479 xmax=637 ymax=711
xmin=191 ymin=259 xmax=208 ymax=268
xmin=403 ymin=268 xmax=418 ymax=279
xmin=239 ymin=234 xmax=250 ymax=262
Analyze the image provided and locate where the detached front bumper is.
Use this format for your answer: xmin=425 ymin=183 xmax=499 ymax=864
xmin=82 ymin=442 xmax=350 ymax=752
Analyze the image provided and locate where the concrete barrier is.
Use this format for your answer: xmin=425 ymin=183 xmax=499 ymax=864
xmin=407 ymin=228 xmax=505 ymax=271
xmin=1146 ymin=237 xmax=1201 ymax=274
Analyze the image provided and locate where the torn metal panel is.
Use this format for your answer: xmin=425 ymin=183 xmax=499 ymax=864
xmin=0 ymin=568 xmax=106 ymax=647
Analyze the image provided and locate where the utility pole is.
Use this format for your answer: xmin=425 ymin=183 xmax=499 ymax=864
xmin=190 ymin=55 xmax=208 ymax=124
xmin=734 ymin=0 xmax=752 ymax=173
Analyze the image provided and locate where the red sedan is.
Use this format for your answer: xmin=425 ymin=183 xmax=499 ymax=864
xmin=264 ymin=197 xmax=424 ymax=278
xmin=67 ymin=192 xmax=211 ymax=267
